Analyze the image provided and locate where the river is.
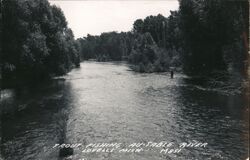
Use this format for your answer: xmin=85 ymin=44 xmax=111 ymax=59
xmin=0 ymin=61 xmax=249 ymax=160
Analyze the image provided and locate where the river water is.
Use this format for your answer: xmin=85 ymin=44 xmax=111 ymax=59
xmin=0 ymin=62 xmax=249 ymax=160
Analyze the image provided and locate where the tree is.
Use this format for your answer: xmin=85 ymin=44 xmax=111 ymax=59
xmin=179 ymin=0 xmax=248 ymax=74
xmin=2 ymin=0 xmax=80 ymax=86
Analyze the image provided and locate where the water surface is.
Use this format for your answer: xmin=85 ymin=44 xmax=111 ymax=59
xmin=0 ymin=62 xmax=249 ymax=160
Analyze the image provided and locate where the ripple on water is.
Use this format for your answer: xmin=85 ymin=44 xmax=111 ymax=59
xmin=1 ymin=62 xmax=248 ymax=160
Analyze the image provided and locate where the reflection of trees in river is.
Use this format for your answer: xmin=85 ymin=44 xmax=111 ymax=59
xmin=0 ymin=63 xmax=248 ymax=160
xmin=176 ymin=77 xmax=249 ymax=160
xmin=0 ymin=80 xmax=74 ymax=159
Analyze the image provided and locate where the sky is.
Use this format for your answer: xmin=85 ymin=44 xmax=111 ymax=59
xmin=49 ymin=0 xmax=179 ymax=38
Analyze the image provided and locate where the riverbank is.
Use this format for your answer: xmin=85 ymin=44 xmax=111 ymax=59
xmin=0 ymin=61 xmax=248 ymax=160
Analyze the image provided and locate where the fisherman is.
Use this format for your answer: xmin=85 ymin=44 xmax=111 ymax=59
xmin=170 ymin=70 xmax=174 ymax=78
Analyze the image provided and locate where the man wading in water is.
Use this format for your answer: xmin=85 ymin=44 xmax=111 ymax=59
xmin=170 ymin=70 xmax=174 ymax=78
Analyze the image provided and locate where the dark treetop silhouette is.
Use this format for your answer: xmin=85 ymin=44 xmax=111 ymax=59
xmin=0 ymin=0 xmax=248 ymax=83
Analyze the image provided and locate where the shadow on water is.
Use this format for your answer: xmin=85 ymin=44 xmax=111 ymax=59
xmin=0 ymin=79 xmax=75 ymax=160
xmin=175 ymin=77 xmax=249 ymax=160
xmin=0 ymin=62 xmax=248 ymax=160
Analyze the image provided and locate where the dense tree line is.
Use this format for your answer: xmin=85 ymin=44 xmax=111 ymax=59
xmin=77 ymin=30 xmax=173 ymax=72
xmin=179 ymin=0 xmax=248 ymax=75
xmin=77 ymin=14 xmax=180 ymax=72
xmin=78 ymin=32 xmax=131 ymax=61
xmin=132 ymin=0 xmax=248 ymax=74
xmin=1 ymin=0 xmax=80 ymax=86
xmin=132 ymin=12 xmax=182 ymax=72
xmin=78 ymin=0 xmax=248 ymax=75
xmin=0 ymin=0 xmax=248 ymax=83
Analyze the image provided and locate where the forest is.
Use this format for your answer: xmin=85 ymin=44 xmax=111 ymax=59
xmin=77 ymin=0 xmax=248 ymax=75
xmin=1 ymin=0 xmax=80 ymax=87
xmin=0 ymin=0 xmax=249 ymax=87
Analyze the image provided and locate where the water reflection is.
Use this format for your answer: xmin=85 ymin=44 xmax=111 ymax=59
xmin=177 ymin=77 xmax=249 ymax=160
xmin=1 ymin=80 xmax=74 ymax=160
xmin=0 ymin=62 xmax=248 ymax=160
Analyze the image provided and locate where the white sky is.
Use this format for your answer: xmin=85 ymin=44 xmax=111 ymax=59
xmin=49 ymin=0 xmax=179 ymax=38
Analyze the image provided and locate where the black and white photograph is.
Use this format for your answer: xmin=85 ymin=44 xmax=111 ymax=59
xmin=0 ymin=0 xmax=249 ymax=159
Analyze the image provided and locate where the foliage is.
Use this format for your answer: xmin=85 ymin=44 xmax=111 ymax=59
xmin=78 ymin=32 xmax=133 ymax=61
xmin=179 ymin=0 xmax=248 ymax=74
xmin=1 ymin=0 xmax=80 ymax=85
xmin=1 ymin=0 xmax=248 ymax=79
xmin=77 ymin=30 xmax=172 ymax=73
xmin=131 ymin=0 xmax=248 ymax=75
